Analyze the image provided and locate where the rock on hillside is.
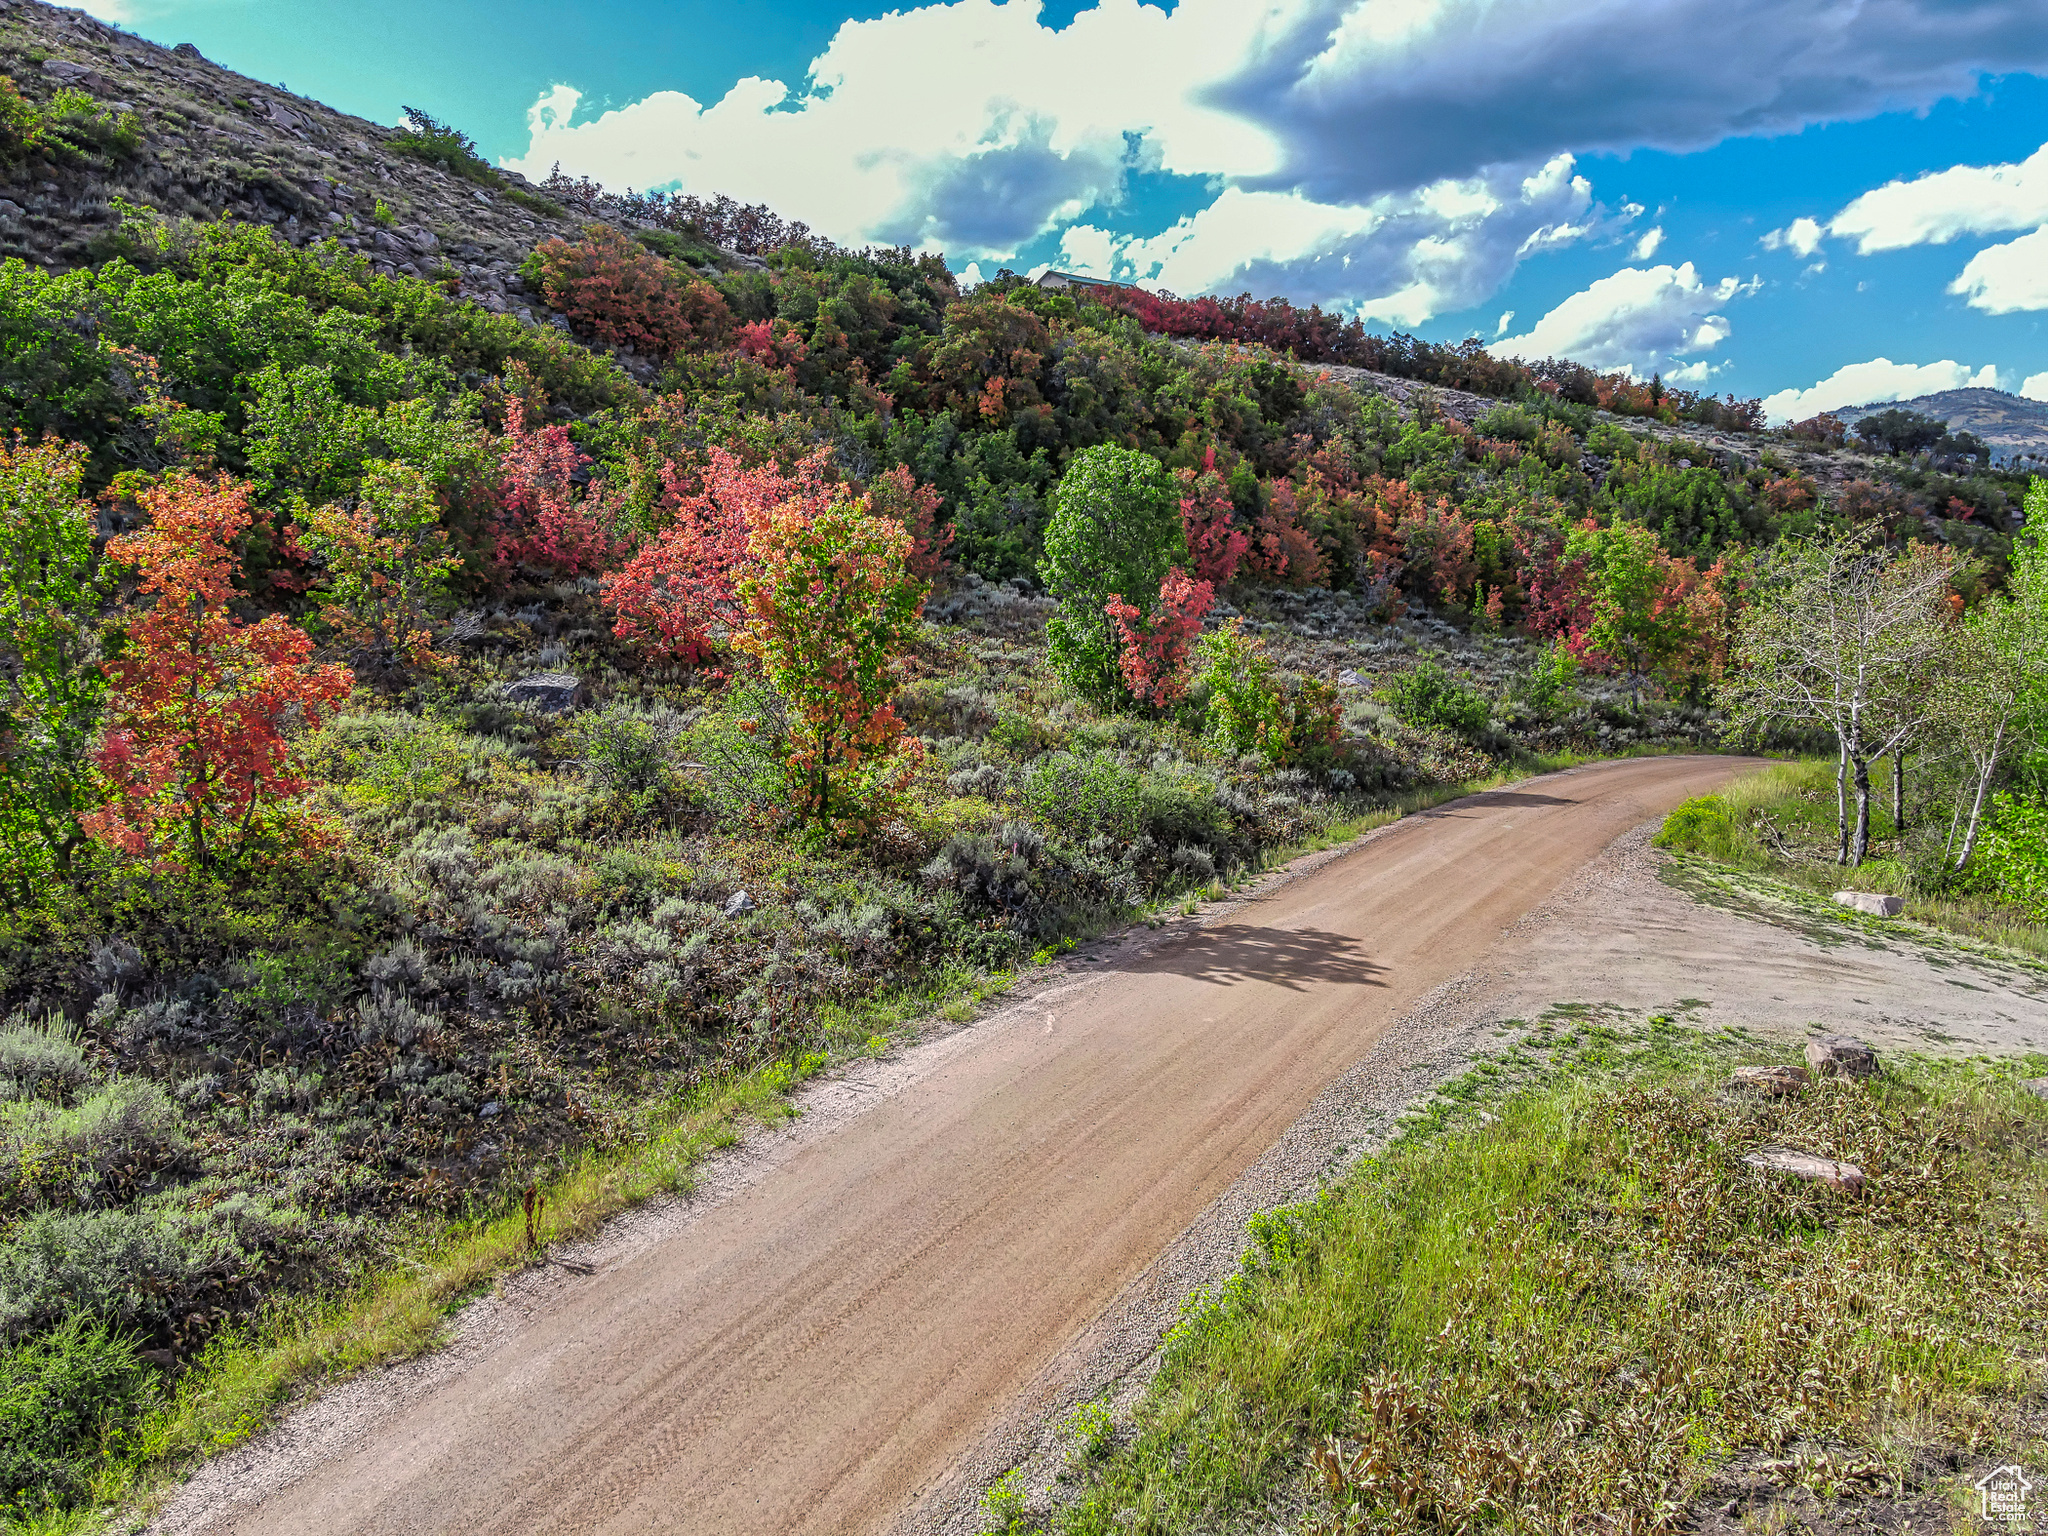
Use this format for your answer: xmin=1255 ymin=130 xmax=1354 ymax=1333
xmin=0 ymin=0 xmax=752 ymax=344
xmin=1834 ymin=387 xmax=2048 ymax=465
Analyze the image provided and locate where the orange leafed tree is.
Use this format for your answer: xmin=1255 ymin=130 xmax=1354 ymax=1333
xmin=85 ymin=474 xmax=353 ymax=869
xmin=733 ymin=492 xmax=929 ymax=832
xmin=1105 ymin=566 xmax=1214 ymax=710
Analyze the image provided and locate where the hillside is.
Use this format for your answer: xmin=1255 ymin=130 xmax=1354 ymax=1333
xmin=0 ymin=0 xmax=764 ymax=379
xmin=1835 ymin=386 xmax=2048 ymax=463
xmin=0 ymin=2 xmax=2044 ymax=1526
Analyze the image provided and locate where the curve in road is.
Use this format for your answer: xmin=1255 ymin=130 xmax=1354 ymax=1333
xmin=185 ymin=754 xmax=1754 ymax=1535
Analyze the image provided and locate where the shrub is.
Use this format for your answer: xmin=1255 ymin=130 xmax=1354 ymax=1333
xmin=1473 ymin=403 xmax=1541 ymax=443
xmin=1518 ymin=641 xmax=1580 ymax=714
xmin=1 ymin=1078 xmax=186 ymax=1215
xmin=580 ymin=705 xmax=683 ymax=798
xmin=388 ymin=106 xmax=496 ymax=184
xmin=734 ymin=493 xmax=928 ymax=831
xmin=0 ymin=82 xmax=139 ymax=168
xmin=1105 ymin=566 xmax=1213 ymax=711
xmin=1975 ymin=793 xmax=2048 ymax=921
xmin=0 ymin=435 xmax=104 ymax=895
xmin=0 ymin=1010 xmax=90 ymax=1102
xmin=1176 ymin=447 xmax=1249 ymax=587
xmin=1383 ymin=661 xmax=1491 ymax=742
xmin=601 ymin=449 xmax=834 ymax=663
xmin=84 ymin=474 xmax=354 ymax=871
xmin=298 ymin=459 xmax=460 ymax=670
xmin=528 ymin=225 xmax=733 ymax=358
xmin=1585 ymin=420 xmax=1641 ymax=460
xmin=0 ymin=1313 xmax=154 ymax=1515
xmin=490 ymin=417 xmax=627 ymax=577
xmin=0 ymin=1204 xmax=288 ymax=1343
xmin=1653 ymin=794 xmax=1736 ymax=855
xmin=1040 ymin=445 xmax=1187 ymax=706
xmin=1023 ymin=751 xmax=1142 ymax=843
xmin=1196 ymin=621 xmax=1284 ymax=760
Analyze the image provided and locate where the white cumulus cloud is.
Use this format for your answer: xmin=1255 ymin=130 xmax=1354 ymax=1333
xmin=503 ymin=0 xmax=2048 ymax=319
xmin=1829 ymin=140 xmax=2048 ymax=253
xmin=1493 ymin=262 xmax=1757 ymax=374
xmin=2024 ymin=371 xmax=2048 ymax=403
xmin=1759 ymin=358 xmax=2006 ymax=423
xmin=1102 ymin=155 xmax=1600 ymax=326
xmin=503 ymin=0 xmax=1275 ymax=260
xmin=1761 ymin=217 xmax=1825 ymax=257
xmin=1633 ymin=226 xmax=1664 ymax=260
xmin=1235 ymin=0 xmax=2048 ymax=201
xmin=1948 ymin=225 xmax=2048 ymax=313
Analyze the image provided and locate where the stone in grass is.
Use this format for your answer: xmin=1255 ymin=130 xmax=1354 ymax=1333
xmin=1742 ymin=1145 xmax=1867 ymax=1192
xmin=2023 ymin=1079 xmax=2048 ymax=1102
xmin=1805 ymin=1033 xmax=1879 ymax=1079
xmin=723 ymin=890 xmax=756 ymax=917
xmin=1833 ymin=890 xmax=1904 ymax=917
xmin=1730 ymin=1064 xmax=1810 ymax=1096
xmin=504 ymin=672 xmax=582 ymax=713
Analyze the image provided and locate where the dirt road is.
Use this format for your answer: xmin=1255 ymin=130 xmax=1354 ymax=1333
xmin=179 ymin=755 xmax=1753 ymax=1536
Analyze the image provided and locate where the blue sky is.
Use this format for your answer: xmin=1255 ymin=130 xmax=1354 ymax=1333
xmin=88 ymin=0 xmax=2048 ymax=418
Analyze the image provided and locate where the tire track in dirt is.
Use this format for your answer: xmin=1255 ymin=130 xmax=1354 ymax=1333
xmin=156 ymin=755 xmax=1757 ymax=1536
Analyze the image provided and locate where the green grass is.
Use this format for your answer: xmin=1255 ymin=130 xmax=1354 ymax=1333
xmin=1655 ymin=757 xmax=2048 ymax=961
xmin=1022 ymin=1017 xmax=2048 ymax=1533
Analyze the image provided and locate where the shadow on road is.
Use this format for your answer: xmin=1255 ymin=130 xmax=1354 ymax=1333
xmin=1420 ymin=789 xmax=1578 ymax=816
xmin=1117 ymin=926 xmax=1387 ymax=991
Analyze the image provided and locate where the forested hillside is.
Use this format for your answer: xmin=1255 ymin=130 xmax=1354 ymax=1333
xmin=1 ymin=1 xmax=2045 ymax=1521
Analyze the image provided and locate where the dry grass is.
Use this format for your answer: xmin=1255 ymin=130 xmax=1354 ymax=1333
xmin=1029 ymin=1021 xmax=2048 ymax=1535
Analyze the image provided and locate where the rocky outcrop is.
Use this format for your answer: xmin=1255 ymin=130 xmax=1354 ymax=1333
xmin=0 ymin=1 xmax=751 ymax=333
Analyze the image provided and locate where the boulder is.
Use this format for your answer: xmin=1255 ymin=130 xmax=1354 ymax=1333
xmin=1731 ymin=1064 xmax=1810 ymax=1097
xmin=2022 ymin=1078 xmax=2048 ymax=1101
xmin=1337 ymin=668 xmax=1364 ymax=687
xmin=1805 ymin=1033 xmax=1879 ymax=1079
xmin=723 ymin=890 xmax=756 ymax=917
xmin=504 ymin=672 xmax=582 ymax=713
xmin=1834 ymin=890 xmax=1904 ymax=917
xmin=1742 ymin=1145 xmax=1867 ymax=1192
xmin=43 ymin=59 xmax=112 ymax=92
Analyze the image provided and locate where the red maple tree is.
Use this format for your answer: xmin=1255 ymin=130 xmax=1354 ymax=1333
xmin=491 ymin=417 xmax=625 ymax=576
xmin=1176 ymin=448 xmax=1250 ymax=587
xmin=85 ymin=474 xmax=353 ymax=869
xmin=600 ymin=448 xmax=838 ymax=663
xmin=529 ymin=225 xmax=733 ymax=357
xmin=1105 ymin=566 xmax=1214 ymax=710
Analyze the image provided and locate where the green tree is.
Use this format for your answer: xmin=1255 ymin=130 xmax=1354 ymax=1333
xmin=1720 ymin=531 xmax=1958 ymax=865
xmin=1939 ymin=476 xmax=2048 ymax=867
xmin=1852 ymin=408 xmax=1947 ymax=458
xmin=0 ymin=436 xmax=105 ymax=896
xmin=734 ymin=493 xmax=928 ymax=832
xmin=1563 ymin=520 xmax=1693 ymax=710
xmin=1038 ymin=444 xmax=1185 ymax=705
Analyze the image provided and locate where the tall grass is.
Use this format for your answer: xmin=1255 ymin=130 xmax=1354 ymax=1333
xmin=1035 ymin=1030 xmax=2048 ymax=1534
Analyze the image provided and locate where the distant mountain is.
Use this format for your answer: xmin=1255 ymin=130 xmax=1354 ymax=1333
xmin=1833 ymin=388 xmax=2048 ymax=464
